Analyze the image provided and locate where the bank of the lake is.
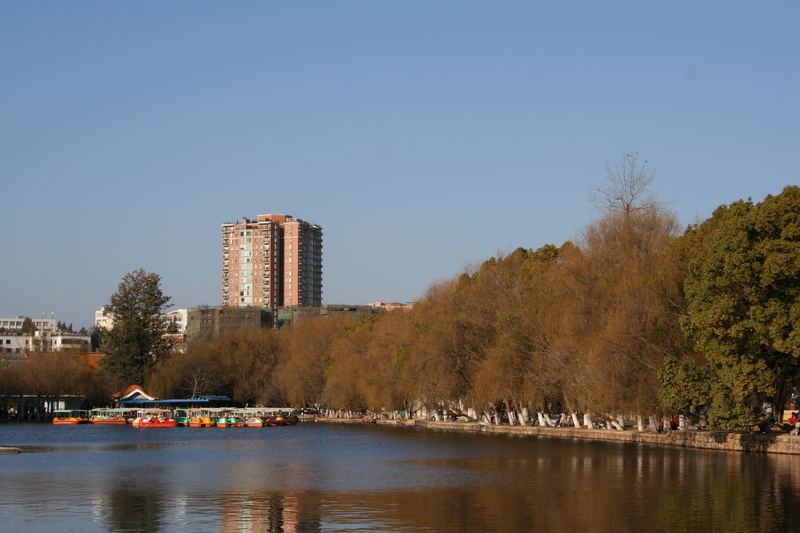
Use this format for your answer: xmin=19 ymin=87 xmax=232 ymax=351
xmin=313 ymin=417 xmax=800 ymax=455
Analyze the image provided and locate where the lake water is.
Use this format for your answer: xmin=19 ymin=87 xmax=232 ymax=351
xmin=1 ymin=422 xmax=799 ymax=532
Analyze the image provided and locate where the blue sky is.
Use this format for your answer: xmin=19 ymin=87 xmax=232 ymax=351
xmin=1 ymin=2 xmax=798 ymax=328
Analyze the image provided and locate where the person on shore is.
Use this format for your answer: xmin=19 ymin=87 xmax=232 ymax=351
xmin=790 ymin=413 xmax=800 ymax=435
xmin=668 ymin=416 xmax=677 ymax=431
xmin=754 ymin=414 xmax=774 ymax=435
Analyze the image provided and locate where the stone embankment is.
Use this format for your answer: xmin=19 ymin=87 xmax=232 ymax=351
xmin=314 ymin=417 xmax=800 ymax=455
xmin=0 ymin=447 xmax=21 ymax=454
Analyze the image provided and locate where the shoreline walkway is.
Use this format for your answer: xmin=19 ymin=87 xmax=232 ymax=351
xmin=313 ymin=417 xmax=800 ymax=455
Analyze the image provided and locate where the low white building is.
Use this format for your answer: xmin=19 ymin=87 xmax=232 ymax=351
xmin=47 ymin=332 xmax=92 ymax=352
xmin=0 ymin=335 xmax=27 ymax=355
xmin=0 ymin=316 xmax=57 ymax=332
xmin=164 ymin=309 xmax=188 ymax=333
xmin=0 ymin=317 xmax=25 ymax=331
xmin=95 ymin=307 xmax=187 ymax=333
xmin=0 ymin=331 xmax=91 ymax=355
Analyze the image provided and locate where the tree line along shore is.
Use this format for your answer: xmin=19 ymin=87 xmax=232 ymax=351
xmin=2 ymin=158 xmax=800 ymax=434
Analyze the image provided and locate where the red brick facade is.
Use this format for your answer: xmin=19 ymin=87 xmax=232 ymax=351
xmin=222 ymin=214 xmax=323 ymax=314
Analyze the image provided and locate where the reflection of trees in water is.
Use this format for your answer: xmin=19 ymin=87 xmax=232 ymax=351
xmin=658 ymin=452 xmax=800 ymax=533
xmin=262 ymin=449 xmax=798 ymax=533
xmin=92 ymin=447 xmax=800 ymax=533
xmin=216 ymin=458 xmax=321 ymax=532
xmin=219 ymin=491 xmax=320 ymax=533
xmin=104 ymin=488 xmax=166 ymax=533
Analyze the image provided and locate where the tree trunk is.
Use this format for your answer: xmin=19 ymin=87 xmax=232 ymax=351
xmin=543 ymin=413 xmax=555 ymax=427
xmin=648 ymin=415 xmax=658 ymax=432
xmin=611 ymin=420 xmax=624 ymax=431
xmin=637 ymin=415 xmax=644 ymax=432
xmin=537 ymin=411 xmax=547 ymax=427
xmin=511 ymin=399 xmax=526 ymax=426
xmin=583 ymin=413 xmax=594 ymax=429
xmin=504 ymin=400 xmax=516 ymax=425
xmin=521 ymin=407 xmax=531 ymax=425
xmin=571 ymin=412 xmax=581 ymax=428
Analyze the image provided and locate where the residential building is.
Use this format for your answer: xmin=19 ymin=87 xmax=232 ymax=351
xmin=0 ymin=315 xmax=90 ymax=355
xmin=163 ymin=309 xmax=188 ymax=333
xmin=0 ymin=335 xmax=26 ymax=355
xmin=95 ymin=307 xmax=114 ymax=330
xmin=94 ymin=307 xmax=188 ymax=352
xmin=94 ymin=307 xmax=187 ymax=332
xmin=0 ymin=317 xmax=25 ymax=332
xmin=281 ymin=216 xmax=324 ymax=308
xmin=0 ymin=316 xmax=56 ymax=333
xmin=221 ymin=214 xmax=323 ymax=315
xmin=46 ymin=332 xmax=92 ymax=352
xmin=0 ymin=331 xmax=91 ymax=355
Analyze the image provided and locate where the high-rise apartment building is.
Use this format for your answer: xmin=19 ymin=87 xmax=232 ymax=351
xmin=221 ymin=214 xmax=323 ymax=314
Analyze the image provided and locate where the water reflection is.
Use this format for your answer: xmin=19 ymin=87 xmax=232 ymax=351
xmin=103 ymin=487 xmax=167 ymax=532
xmin=1 ymin=425 xmax=799 ymax=532
xmin=217 ymin=492 xmax=314 ymax=533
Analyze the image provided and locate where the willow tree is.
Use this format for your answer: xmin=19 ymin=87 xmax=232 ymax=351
xmin=470 ymin=246 xmax=562 ymax=422
xmin=552 ymin=207 xmax=680 ymax=418
xmin=402 ymin=280 xmax=484 ymax=410
xmin=275 ymin=316 xmax=353 ymax=407
xmin=544 ymin=154 xmax=682 ymax=422
xmin=678 ymin=186 xmax=800 ymax=428
xmin=323 ymin=317 xmax=375 ymax=411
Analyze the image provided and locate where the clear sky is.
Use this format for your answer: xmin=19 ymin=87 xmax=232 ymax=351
xmin=1 ymin=2 xmax=798 ymax=329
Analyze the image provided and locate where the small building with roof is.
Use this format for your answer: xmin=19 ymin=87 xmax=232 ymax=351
xmin=111 ymin=385 xmax=233 ymax=408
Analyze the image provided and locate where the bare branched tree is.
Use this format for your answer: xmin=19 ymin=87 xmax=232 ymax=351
xmin=594 ymin=152 xmax=659 ymax=215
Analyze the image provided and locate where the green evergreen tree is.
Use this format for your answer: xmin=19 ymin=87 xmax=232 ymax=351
xmin=100 ymin=269 xmax=172 ymax=384
xmin=679 ymin=186 xmax=800 ymax=428
xmin=20 ymin=317 xmax=34 ymax=335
